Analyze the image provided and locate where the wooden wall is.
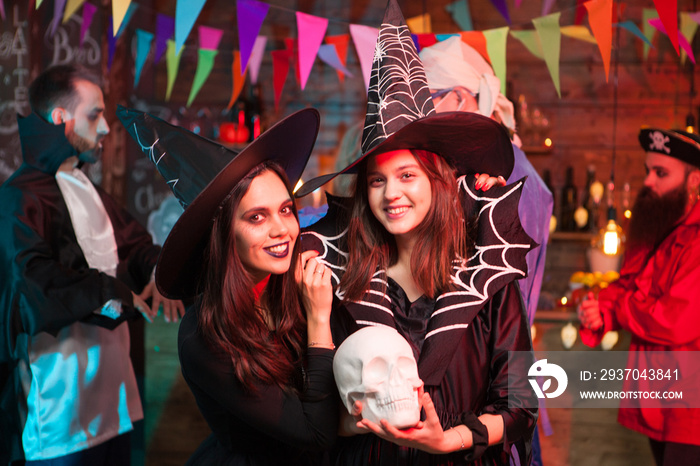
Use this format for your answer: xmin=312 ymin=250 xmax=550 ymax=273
xmin=139 ymin=0 xmax=700 ymax=217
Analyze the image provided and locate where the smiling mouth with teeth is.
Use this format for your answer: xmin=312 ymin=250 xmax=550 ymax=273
xmin=385 ymin=206 xmax=409 ymax=215
xmin=264 ymin=242 xmax=290 ymax=258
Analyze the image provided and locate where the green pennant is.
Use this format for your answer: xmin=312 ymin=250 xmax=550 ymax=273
xmin=166 ymin=39 xmax=183 ymax=102
xmin=483 ymin=26 xmax=509 ymax=95
xmin=533 ymin=12 xmax=562 ymax=98
xmin=187 ymin=49 xmax=218 ymax=107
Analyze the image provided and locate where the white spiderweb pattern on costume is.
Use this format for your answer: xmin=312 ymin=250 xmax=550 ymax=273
xmin=131 ymin=122 xmax=182 ymax=201
xmin=362 ymin=22 xmax=436 ymax=154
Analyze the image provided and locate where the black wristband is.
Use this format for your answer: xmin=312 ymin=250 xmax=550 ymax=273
xmin=459 ymin=411 xmax=489 ymax=461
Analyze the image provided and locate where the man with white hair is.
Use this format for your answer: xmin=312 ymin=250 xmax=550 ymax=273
xmin=420 ymin=36 xmax=553 ymax=327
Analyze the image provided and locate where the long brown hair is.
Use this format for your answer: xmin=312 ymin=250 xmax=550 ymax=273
xmin=340 ymin=149 xmax=471 ymax=302
xmin=199 ymin=161 xmax=305 ymax=393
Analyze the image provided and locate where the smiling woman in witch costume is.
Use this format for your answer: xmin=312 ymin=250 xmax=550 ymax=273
xmin=297 ymin=1 xmax=537 ymax=464
xmin=118 ymin=107 xmax=337 ymax=465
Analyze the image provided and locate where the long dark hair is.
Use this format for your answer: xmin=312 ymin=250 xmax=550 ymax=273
xmin=199 ymin=161 xmax=305 ymax=393
xmin=340 ymin=149 xmax=471 ymax=302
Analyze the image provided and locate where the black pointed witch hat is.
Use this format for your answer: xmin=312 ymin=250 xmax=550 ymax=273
xmin=295 ymin=0 xmax=513 ymax=198
xmin=117 ymin=106 xmax=320 ymax=299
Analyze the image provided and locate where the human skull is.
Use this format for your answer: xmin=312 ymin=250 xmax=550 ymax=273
xmin=333 ymin=326 xmax=423 ymax=429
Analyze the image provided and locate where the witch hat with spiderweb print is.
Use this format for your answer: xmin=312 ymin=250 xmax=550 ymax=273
xmin=295 ymin=0 xmax=513 ymax=197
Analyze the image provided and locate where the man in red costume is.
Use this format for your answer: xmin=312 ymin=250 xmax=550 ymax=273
xmin=578 ymin=127 xmax=700 ymax=466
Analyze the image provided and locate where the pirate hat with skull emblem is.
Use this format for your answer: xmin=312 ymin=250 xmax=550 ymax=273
xmin=639 ymin=127 xmax=700 ymax=169
xmin=295 ymin=0 xmax=513 ymax=197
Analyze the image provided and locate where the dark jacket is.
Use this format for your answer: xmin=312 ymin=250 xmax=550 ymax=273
xmin=0 ymin=113 xmax=158 ymax=464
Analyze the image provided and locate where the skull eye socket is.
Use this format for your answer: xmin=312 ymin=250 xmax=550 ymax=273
xmin=396 ymin=356 xmax=419 ymax=379
xmin=363 ymin=357 xmax=389 ymax=389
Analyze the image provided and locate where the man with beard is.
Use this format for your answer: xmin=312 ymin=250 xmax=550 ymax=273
xmin=578 ymin=127 xmax=700 ymax=466
xmin=0 ymin=65 xmax=184 ymax=465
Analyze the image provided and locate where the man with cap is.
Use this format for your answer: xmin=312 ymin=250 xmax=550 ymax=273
xmin=0 ymin=64 xmax=184 ymax=465
xmin=578 ymin=128 xmax=700 ymax=465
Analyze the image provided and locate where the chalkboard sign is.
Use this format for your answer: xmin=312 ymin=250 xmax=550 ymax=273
xmin=0 ymin=4 xmax=31 ymax=184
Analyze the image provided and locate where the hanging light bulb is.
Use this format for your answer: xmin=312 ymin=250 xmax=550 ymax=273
xmin=602 ymin=219 xmax=623 ymax=255
xmin=686 ymin=113 xmax=696 ymax=134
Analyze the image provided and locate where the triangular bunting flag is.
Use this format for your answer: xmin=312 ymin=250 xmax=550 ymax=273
xmin=482 ymin=26 xmax=509 ymax=94
xmin=36 ymin=0 xmax=44 ymax=9
xmin=248 ymin=36 xmax=267 ymax=84
xmin=689 ymin=12 xmax=700 ymax=26
xmin=649 ymin=18 xmax=695 ymax=64
xmin=585 ymin=0 xmax=612 ymax=82
xmin=62 ymin=0 xmax=85 ymax=24
xmin=188 ymin=49 xmax=218 ymax=106
xmin=533 ymin=12 xmax=562 ymax=97
xmin=560 ymin=25 xmax=597 ymax=44
xmin=227 ymin=51 xmax=248 ymax=110
xmin=0 ymin=0 xmax=5 ymax=20
xmin=349 ymin=23 xmax=380 ymax=91
xmin=237 ymin=0 xmax=269 ymax=75
xmin=510 ymin=30 xmax=544 ymax=59
xmin=436 ymin=33 xmax=460 ymax=41
xmin=460 ymin=30 xmax=490 ymax=63
xmin=112 ymin=0 xmax=131 ymax=36
xmin=175 ymin=0 xmax=206 ymax=54
xmin=407 ymin=13 xmax=431 ymax=33
xmin=679 ymin=12 xmax=699 ymax=64
xmin=49 ymin=0 xmax=67 ymax=38
xmin=489 ymin=0 xmax=511 ymax=25
xmin=198 ymin=25 xmax=223 ymax=51
xmin=574 ymin=0 xmax=587 ymax=25
xmin=325 ymin=34 xmax=350 ymax=82
xmin=318 ymin=44 xmax=353 ymax=79
xmin=416 ymin=33 xmax=437 ymax=50
xmin=615 ymin=21 xmax=653 ymax=47
xmin=542 ymin=0 xmax=556 ymax=16
xmin=115 ymin=2 xmax=137 ymax=38
xmin=284 ymin=38 xmax=301 ymax=87
xmin=296 ymin=12 xmax=328 ymax=90
xmin=653 ymin=0 xmax=679 ymax=54
xmin=166 ymin=39 xmax=183 ymax=101
xmin=642 ymin=8 xmax=659 ymax=59
xmin=271 ymin=50 xmax=292 ymax=111
xmin=134 ymin=29 xmax=154 ymax=88
xmin=80 ymin=2 xmax=97 ymax=45
xmin=108 ymin=17 xmax=116 ymax=69
xmin=155 ymin=14 xmax=175 ymax=64
xmin=445 ymin=0 xmax=473 ymax=31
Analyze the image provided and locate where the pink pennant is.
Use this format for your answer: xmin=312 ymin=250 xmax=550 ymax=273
xmin=80 ymin=2 xmax=97 ymax=46
xmin=296 ymin=12 xmax=328 ymax=90
xmin=198 ymin=25 xmax=223 ymax=51
xmin=349 ymin=23 xmax=380 ymax=91
xmin=649 ymin=18 xmax=695 ymax=63
xmin=1 ymin=0 xmax=6 ymax=20
xmin=689 ymin=12 xmax=700 ymax=25
xmin=248 ymin=36 xmax=267 ymax=84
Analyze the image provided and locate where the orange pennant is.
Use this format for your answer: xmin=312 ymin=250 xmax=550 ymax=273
xmin=460 ymin=31 xmax=490 ymax=63
xmin=227 ymin=51 xmax=248 ymax=110
xmin=325 ymin=34 xmax=350 ymax=82
xmin=585 ymin=0 xmax=613 ymax=82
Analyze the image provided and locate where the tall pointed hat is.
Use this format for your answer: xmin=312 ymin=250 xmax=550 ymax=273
xmin=296 ymin=0 xmax=513 ymax=197
xmin=117 ymin=106 xmax=319 ymax=299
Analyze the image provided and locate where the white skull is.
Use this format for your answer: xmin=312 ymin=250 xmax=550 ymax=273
xmin=333 ymin=326 xmax=423 ymax=429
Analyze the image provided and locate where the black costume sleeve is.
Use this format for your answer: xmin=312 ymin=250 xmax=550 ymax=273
xmin=178 ymin=326 xmax=339 ymax=452
xmin=479 ymin=281 xmax=537 ymax=457
xmin=0 ymin=182 xmax=157 ymax=362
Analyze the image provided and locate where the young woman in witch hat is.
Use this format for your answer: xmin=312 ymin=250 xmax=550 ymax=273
xmin=297 ymin=1 xmax=537 ymax=464
xmin=118 ymin=106 xmax=337 ymax=465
